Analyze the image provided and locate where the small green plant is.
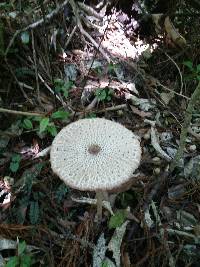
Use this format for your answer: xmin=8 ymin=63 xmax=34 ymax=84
xmin=23 ymin=118 xmax=33 ymax=130
xmin=21 ymin=109 xmax=70 ymax=137
xmin=107 ymin=62 xmax=120 ymax=75
xmin=54 ymin=79 xmax=73 ymax=99
xmin=108 ymin=210 xmax=126 ymax=229
xmin=183 ymin=60 xmax=200 ymax=81
xmin=101 ymin=261 xmax=109 ymax=267
xmin=5 ymin=240 xmax=32 ymax=267
xmin=15 ymin=163 xmax=44 ymax=224
xmin=0 ymin=2 xmax=12 ymax=11
xmin=29 ymin=200 xmax=39 ymax=225
xmin=10 ymin=153 xmax=21 ymax=173
xmin=85 ymin=112 xmax=96 ymax=118
xmin=95 ymin=88 xmax=113 ymax=102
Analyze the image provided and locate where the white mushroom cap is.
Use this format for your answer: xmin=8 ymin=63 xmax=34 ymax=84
xmin=50 ymin=118 xmax=141 ymax=191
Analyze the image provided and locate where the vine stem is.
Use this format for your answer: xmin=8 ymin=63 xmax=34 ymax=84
xmin=170 ymin=81 xmax=200 ymax=172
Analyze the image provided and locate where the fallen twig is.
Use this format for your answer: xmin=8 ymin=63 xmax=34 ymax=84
xmin=0 ymin=104 xmax=127 ymax=119
xmin=64 ymin=26 xmax=77 ymax=49
xmin=31 ymin=29 xmax=41 ymax=105
xmin=156 ymin=80 xmax=189 ymax=100
xmin=188 ymin=126 xmax=200 ymax=140
xmin=37 ymin=73 xmax=63 ymax=103
xmin=164 ymin=52 xmax=183 ymax=94
xmin=77 ymin=1 xmax=104 ymax=19
xmin=0 ymin=108 xmax=44 ymax=117
xmin=95 ymin=104 xmax=127 ymax=113
xmin=18 ymin=82 xmax=34 ymax=90
xmin=150 ymin=126 xmax=172 ymax=162
xmin=35 ymin=146 xmax=51 ymax=158
xmin=75 ymin=103 xmax=127 ymax=117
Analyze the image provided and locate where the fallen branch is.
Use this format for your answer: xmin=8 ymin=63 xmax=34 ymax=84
xmin=69 ymin=0 xmax=110 ymax=62
xmin=77 ymin=1 xmax=104 ymax=19
xmin=0 ymin=104 xmax=127 ymax=119
xmin=0 ymin=108 xmax=44 ymax=117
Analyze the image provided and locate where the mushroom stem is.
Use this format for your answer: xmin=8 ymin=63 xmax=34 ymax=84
xmin=95 ymin=191 xmax=104 ymax=221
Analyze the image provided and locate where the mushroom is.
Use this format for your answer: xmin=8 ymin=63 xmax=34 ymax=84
xmin=50 ymin=118 xmax=141 ymax=220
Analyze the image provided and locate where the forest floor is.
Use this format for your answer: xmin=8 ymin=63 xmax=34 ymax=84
xmin=0 ymin=1 xmax=200 ymax=266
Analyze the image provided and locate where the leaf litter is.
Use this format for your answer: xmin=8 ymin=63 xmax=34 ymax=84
xmin=0 ymin=1 xmax=200 ymax=266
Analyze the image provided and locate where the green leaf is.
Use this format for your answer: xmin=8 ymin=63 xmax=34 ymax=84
xmin=196 ymin=64 xmax=200 ymax=73
xmin=63 ymin=90 xmax=69 ymax=99
xmin=23 ymin=119 xmax=33 ymax=129
xmin=107 ymin=63 xmax=119 ymax=73
xmin=39 ymin=117 xmax=49 ymax=133
xmin=54 ymin=79 xmax=64 ymax=93
xmin=54 ymin=78 xmax=64 ymax=85
xmin=55 ymin=183 xmax=69 ymax=203
xmin=63 ymin=81 xmax=73 ymax=90
xmin=20 ymin=254 xmax=32 ymax=267
xmin=86 ymin=113 xmax=96 ymax=118
xmin=108 ymin=210 xmax=126 ymax=229
xmin=95 ymin=89 xmax=107 ymax=101
xmin=183 ymin=60 xmax=193 ymax=71
xmin=29 ymin=201 xmax=39 ymax=224
xmin=21 ymin=31 xmax=30 ymax=44
xmin=54 ymin=80 xmax=73 ymax=99
xmin=0 ymin=136 xmax=10 ymax=148
xmin=108 ymin=88 xmax=113 ymax=95
xmin=108 ymin=63 xmax=115 ymax=72
xmin=101 ymin=261 xmax=109 ymax=267
xmin=12 ymin=153 xmax=21 ymax=162
xmin=31 ymin=116 xmax=43 ymax=122
xmin=15 ymin=67 xmax=35 ymax=78
xmin=17 ymin=198 xmax=29 ymax=224
xmin=197 ymin=76 xmax=200 ymax=81
xmin=5 ymin=256 xmax=19 ymax=267
xmin=0 ymin=3 xmax=12 ymax=9
xmin=19 ymin=163 xmax=44 ymax=196
xmin=32 ymin=192 xmax=39 ymax=201
xmin=100 ymin=90 xmax=107 ymax=100
xmin=10 ymin=161 xmax=20 ymax=172
xmin=47 ymin=125 xmax=57 ymax=136
xmin=18 ymin=240 xmax=26 ymax=255
xmin=51 ymin=110 xmax=69 ymax=119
